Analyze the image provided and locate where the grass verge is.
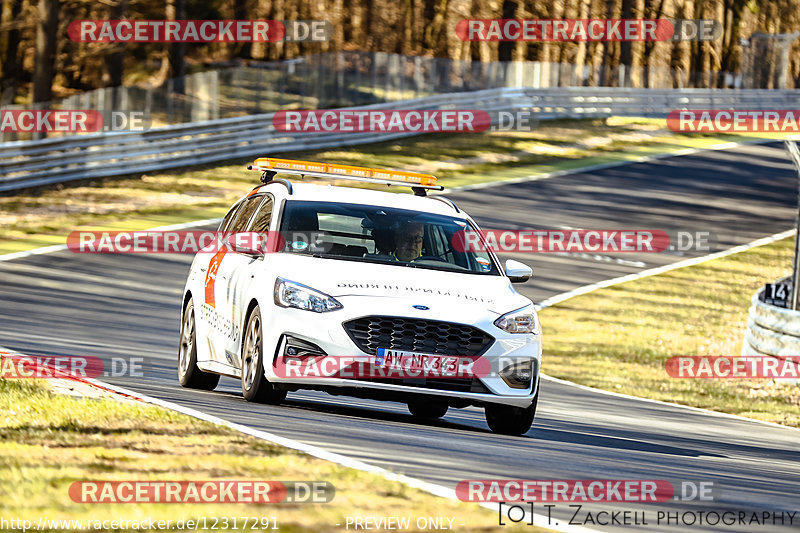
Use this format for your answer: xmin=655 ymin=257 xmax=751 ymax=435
xmin=538 ymin=236 xmax=800 ymax=427
xmin=0 ymin=377 xmax=544 ymax=532
xmin=0 ymin=117 xmax=779 ymax=255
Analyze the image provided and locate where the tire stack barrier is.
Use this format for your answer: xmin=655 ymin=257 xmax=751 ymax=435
xmin=742 ymin=285 xmax=800 ymax=384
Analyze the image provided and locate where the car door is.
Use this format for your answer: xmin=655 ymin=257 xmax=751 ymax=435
xmin=202 ymin=193 xmax=264 ymax=368
xmin=194 ymin=199 xmax=243 ymax=364
xmin=219 ymin=194 xmax=275 ymax=371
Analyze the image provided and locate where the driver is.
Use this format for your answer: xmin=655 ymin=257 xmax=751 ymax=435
xmin=393 ymin=222 xmax=424 ymax=262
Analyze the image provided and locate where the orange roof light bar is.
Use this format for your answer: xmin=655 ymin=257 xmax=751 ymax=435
xmin=249 ymin=157 xmax=443 ymax=191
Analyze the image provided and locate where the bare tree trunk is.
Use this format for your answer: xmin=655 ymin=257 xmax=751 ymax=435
xmin=498 ymin=0 xmax=517 ymax=62
xmin=32 ymin=0 xmax=59 ymax=103
xmin=402 ymin=0 xmax=415 ymax=55
xmin=671 ymin=0 xmax=693 ymax=88
xmin=422 ymin=0 xmax=437 ymax=50
xmin=250 ymin=0 xmax=271 ymax=59
xmin=104 ymin=0 xmax=128 ymax=92
xmin=690 ymin=1 xmax=707 ymax=87
xmin=619 ymin=0 xmax=634 ymax=87
xmin=167 ymin=0 xmax=186 ymax=94
xmin=362 ymin=0 xmax=374 ymax=52
xmin=1 ymin=0 xmax=23 ymax=104
xmin=572 ymin=0 xmax=591 ymax=86
xmin=598 ymin=0 xmax=616 ymax=86
xmin=283 ymin=0 xmax=300 ymax=57
xmin=423 ymin=0 xmax=450 ymax=57
xmin=234 ymin=0 xmax=252 ymax=59
xmin=539 ymin=0 xmax=564 ymax=86
xmin=541 ymin=1 xmax=564 ymax=62
xmin=642 ymin=0 xmax=666 ymax=88
xmin=268 ymin=0 xmax=285 ymax=59
xmin=466 ymin=0 xmax=492 ymax=63
xmin=720 ymin=0 xmax=745 ymax=87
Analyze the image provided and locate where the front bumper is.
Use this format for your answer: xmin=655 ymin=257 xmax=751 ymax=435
xmin=262 ymin=296 xmax=542 ymax=408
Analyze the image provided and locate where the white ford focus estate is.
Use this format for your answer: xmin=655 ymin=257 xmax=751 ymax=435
xmin=178 ymin=158 xmax=541 ymax=435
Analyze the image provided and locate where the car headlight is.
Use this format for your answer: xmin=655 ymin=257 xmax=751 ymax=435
xmin=274 ymin=278 xmax=343 ymax=312
xmin=494 ymin=305 xmax=539 ymax=334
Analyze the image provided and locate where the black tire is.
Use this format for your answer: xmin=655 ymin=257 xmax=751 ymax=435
xmin=485 ymin=393 xmax=538 ymax=436
xmin=241 ymin=304 xmax=287 ymax=404
xmin=407 ymin=399 xmax=449 ymax=419
xmin=178 ymin=298 xmax=220 ymax=390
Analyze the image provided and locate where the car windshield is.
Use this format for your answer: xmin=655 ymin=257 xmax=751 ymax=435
xmin=278 ymin=200 xmax=499 ymax=275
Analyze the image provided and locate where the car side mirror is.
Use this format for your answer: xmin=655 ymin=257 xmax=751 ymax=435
xmin=229 ymin=232 xmax=267 ymax=256
xmin=504 ymin=259 xmax=532 ymax=283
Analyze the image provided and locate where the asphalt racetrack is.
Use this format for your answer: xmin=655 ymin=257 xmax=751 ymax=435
xmin=1 ymin=142 xmax=799 ymax=532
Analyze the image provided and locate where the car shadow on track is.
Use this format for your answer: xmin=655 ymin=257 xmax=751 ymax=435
xmin=202 ymin=389 xmax=712 ymax=449
xmin=173 ymin=386 xmax=800 ymax=464
xmin=167 ymin=387 xmax=768 ymax=455
xmin=205 ymin=388 xmax=496 ymax=434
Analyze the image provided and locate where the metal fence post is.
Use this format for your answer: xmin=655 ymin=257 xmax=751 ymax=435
xmin=783 ymin=140 xmax=800 ymax=310
xmin=337 ymin=52 xmax=345 ymax=105
xmin=413 ymin=56 xmax=422 ymax=98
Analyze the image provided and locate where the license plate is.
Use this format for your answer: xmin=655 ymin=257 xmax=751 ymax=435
xmin=376 ymin=348 xmax=457 ymax=374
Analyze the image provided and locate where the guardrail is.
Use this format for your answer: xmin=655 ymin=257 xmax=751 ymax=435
xmin=742 ymin=287 xmax=800 ymax=383
xmin=2 ymin=86 xmax=797 ymax=192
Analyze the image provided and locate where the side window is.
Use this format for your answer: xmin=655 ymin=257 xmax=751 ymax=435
xmin=465 ymin=224 xmax=494 ymax=273
xmin=248 ymin=196 xmax=274 ymax=232
xmin=425 ymin=225 xmax=439 ymax=255
xmin=219 ymin=202 xmax=243 ymax=232
xmin=229 ymin=195 xmax=263 ymax=232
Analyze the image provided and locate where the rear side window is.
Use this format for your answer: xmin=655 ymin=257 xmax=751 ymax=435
xmin=219 ymin=202 xmax=243 ymax=232
xmin=248 ymin=196 xmax=274 ymax=232
xmin=229 ymin=195 xmax=263 ymax=232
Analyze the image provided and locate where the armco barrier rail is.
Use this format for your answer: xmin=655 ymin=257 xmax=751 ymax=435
xmin=743 ymin=288 xmax=800 ymax=383
xmin=2 ymin=87 xmax=799 ymax=192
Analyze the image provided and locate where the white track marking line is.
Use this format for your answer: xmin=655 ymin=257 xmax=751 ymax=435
xmin=0 ymin=136 xmax=784 ymax=263
xmin=2 ymin=201 xmax=797 ymax=438
xmin=1 ymin=343 xmax=598 ymax=531
xmin=536 ymin=229 xmax=796 ymax=310
xmin=0 ymin=145 xmax=796 ymax=531
xmin=0 ymin=243 xmax=70 ymax=262
xmin=0 ymin=217 xmax=222 ymax=262
xmin=540 ymin=374 xmax=800 ymax=434
xmin=444 ymin=137 xmax=787 ymax=194
xmin=0 ymin=227 xmax=796 ymax=532
xmin=535 ymin=227 xmax=800 ymax=434
xmin=74 ymin=376 xmax=601 ymax=533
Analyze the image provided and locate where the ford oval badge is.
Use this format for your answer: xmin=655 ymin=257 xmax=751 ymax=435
xmin=412 ymin=305 xmax=429 ymax=310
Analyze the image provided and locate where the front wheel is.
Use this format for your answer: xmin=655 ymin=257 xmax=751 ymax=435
xmin=485 ymin=393 xmax=538 ymax=435
xmin=241 ymin=305 xmax=287 ymax=404
xmin=178 ymin=297 xmax=220 ymax=390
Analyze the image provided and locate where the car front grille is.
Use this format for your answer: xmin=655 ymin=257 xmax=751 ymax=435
xmin=343 ymin=316 xmax=494 ymax=357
